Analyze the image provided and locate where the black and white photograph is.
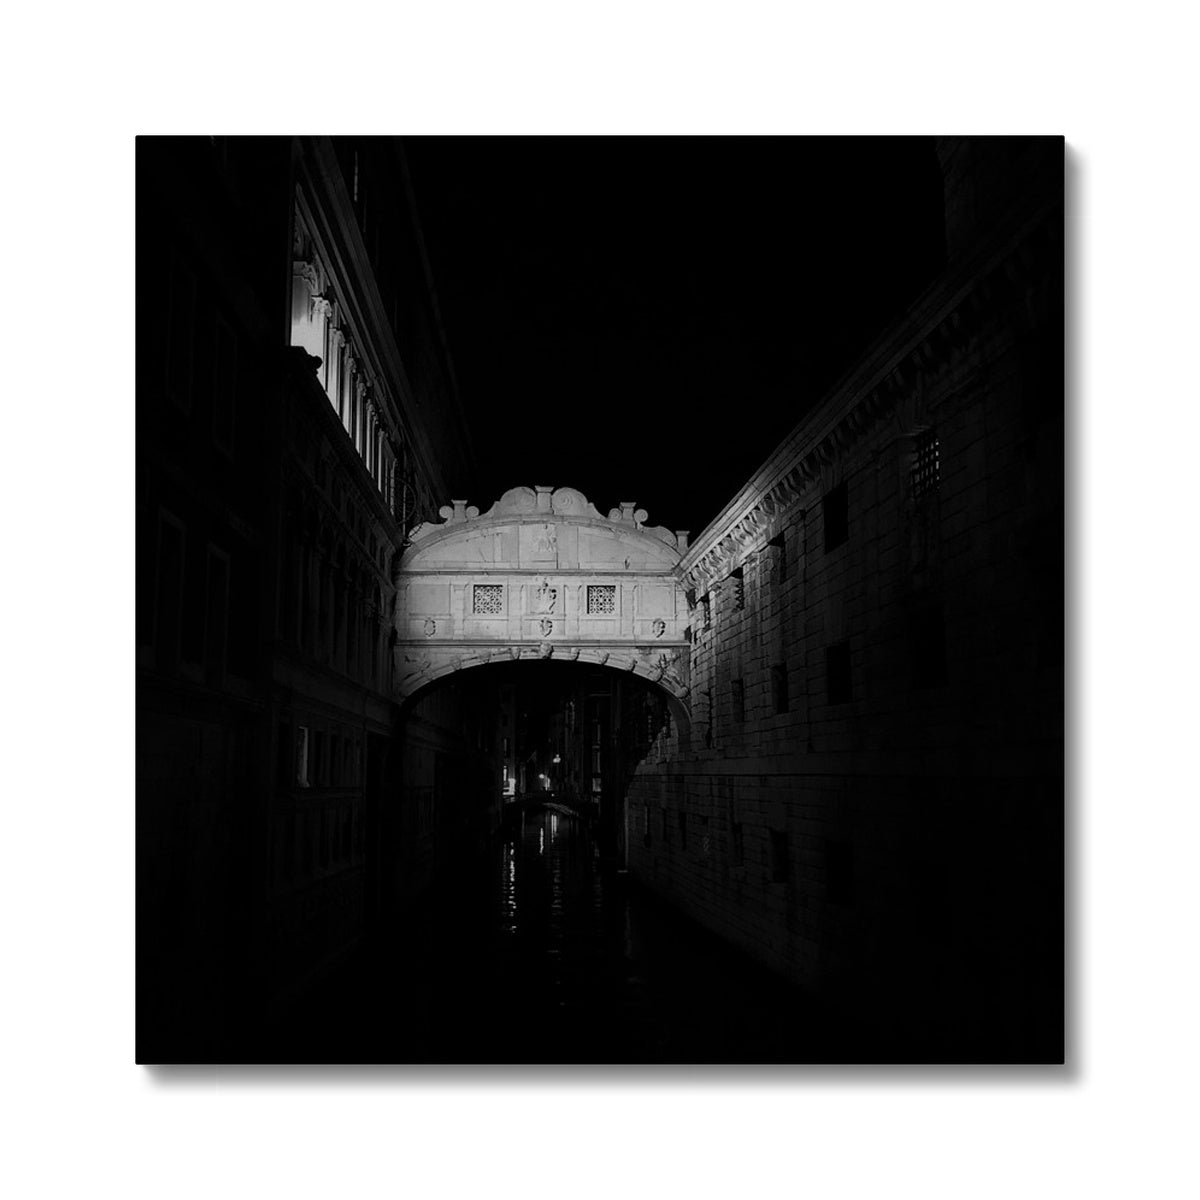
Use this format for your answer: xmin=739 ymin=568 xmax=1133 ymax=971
xmin=10 ymin=6 xmax=1200 ymax=1197
xmin=136 ymin=134 xmax=1063 ymax=1064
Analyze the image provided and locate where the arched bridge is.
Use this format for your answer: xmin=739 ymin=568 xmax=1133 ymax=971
xmin=393 ymin=485 xmax=692 ymax=718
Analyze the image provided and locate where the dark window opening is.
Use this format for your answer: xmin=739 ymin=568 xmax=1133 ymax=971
xmin=154 ymin=515 xmax=184 ymax=671
xmin=314 ymin=731 xmax=325 ymax=787
xmin=826 ymin=640 xmax=852 ymax=704
xmin=212 ymin=317 xmax=237 ymax=455
xmin=276 ymin=723 xmax=292 ymax=787
xmin=731 ymin=820 xmax=745 ymax=865
xmin=166 ymin=256 xmax=195 ymax=409
xmin=912 ymin=605 xmax=947 ymax=689
xmin=770 ymin=830 xmax=791 ymax=883
xmin=203 ymin=548 xmax=230 ymax=684
xmin=136 ymin=509 xmax=156 ymax=648
xmin=180 ymin=538 xmax=204 ymax=665
xmin=227 ymin=548 xmax=259 ymax=677
xmin=771 ymin=664 xmax=789 ymax=715
xmin=827 ymin=838 xmax=854 ymax=904
xmin=823 ymin=482 xmax=848 ymax=552
xmin=701 ymin=593 xmax=711 ymax=630
xmin=770 ymin=533 xmax=788 ymax=584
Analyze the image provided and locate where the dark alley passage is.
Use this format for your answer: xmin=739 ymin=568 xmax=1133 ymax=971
xmin=267 ymin=807 xmax=853 ymax=1064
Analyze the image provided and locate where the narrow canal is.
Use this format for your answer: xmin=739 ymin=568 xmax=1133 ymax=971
xmin=274 ymin=806 xmax=855 ymax=1063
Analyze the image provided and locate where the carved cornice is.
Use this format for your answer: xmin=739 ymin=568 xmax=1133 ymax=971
xmin=406 ymin=485 xmax=690 ymax=555
xmin=679 ymin=194 xmax=1060 ymax=596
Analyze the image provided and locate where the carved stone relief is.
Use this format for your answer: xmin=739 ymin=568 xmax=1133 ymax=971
xmin=534 ymin=578 xmax=558 ymax=613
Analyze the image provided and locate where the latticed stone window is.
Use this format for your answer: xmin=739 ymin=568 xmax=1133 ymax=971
xmin=729 ymin=566 xmax=745 ymax=611
xmin=911 ymin=428 xmax=940 ymax=499
xmin=586 ymin=584 xmax=617 ymax=615
xmin=472 ymin=583 xmax=504 ymax=615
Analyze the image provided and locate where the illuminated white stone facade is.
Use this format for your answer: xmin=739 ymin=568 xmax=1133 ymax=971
xmin=394 ymin=485 xmax=692 ymax=713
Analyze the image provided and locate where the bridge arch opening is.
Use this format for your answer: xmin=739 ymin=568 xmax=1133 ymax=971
xmin=391 ymin=657 xmax=689 ymax=885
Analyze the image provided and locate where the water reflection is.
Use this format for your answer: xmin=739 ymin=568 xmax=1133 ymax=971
xmin=277 ymin=801 xmax=847 ymax=1062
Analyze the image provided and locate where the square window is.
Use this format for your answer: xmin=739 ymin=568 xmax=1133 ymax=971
xmin=912 ymin=605 xmax=947 ymax=688
xmin=587 ymin=584 xmax=617 ymax=615
xmin=826 ymin=838 xmax=854 ymax=904
xmin=823 ymin=482 xmax=848 ymax=552
xmin=472 ymin=584 xmax=504 ymax=615
xmin=771 ymin=664 xmax=789 ymax=714
xmin=826 ymin=640 xmax=852 ymax=704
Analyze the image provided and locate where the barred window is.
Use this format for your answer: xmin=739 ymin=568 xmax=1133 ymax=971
xmin=472 ymin=584 xmax=504 ymax=615
xmin=587 ymin=584 xmax=617 ymax=615
xmin=729 ymin=566 xmax=745 ymax=610
xmin=911 ymin=429 xmax=940 ymax=499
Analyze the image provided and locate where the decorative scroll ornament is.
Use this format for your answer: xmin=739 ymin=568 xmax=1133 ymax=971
xmin=423 ymin=618 xmax=437 ymax=637
xmin=538 ymin=617 xmax=554 ymax=637
xmin=651 ymin=618 xmax=666 ymax=638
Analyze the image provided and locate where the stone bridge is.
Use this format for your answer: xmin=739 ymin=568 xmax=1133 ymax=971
xmin=393 ymin=485 xmax=692 ymax=722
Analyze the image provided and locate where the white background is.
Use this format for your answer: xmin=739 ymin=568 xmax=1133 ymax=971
xmin=3 ymin=3 xmax=1197 ymax=1197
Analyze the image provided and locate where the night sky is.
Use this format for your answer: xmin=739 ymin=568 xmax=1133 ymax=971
xmin=403 ymin=136 xmax=946 ymax=537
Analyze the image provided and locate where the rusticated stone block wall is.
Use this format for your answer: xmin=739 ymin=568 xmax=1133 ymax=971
xmin=625 ymin=174 xmax=1062 ymax=1057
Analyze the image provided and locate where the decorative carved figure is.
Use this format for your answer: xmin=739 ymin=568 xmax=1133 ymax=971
xmin=533 ymin=525 xmax=557 ymax=554
xmin=651 ymin=618 xmax=666 ymax=638
xmin=538 ymin=617 xmax=554 ymax=637
xmin=535 ymin=578 xmax=558 ymax=613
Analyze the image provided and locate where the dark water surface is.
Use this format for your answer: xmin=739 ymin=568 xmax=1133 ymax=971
xmin=270 ymin=808 xmax=854 ymax=1063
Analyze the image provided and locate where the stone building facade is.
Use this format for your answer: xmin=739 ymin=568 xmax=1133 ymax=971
xmin=136 ymin=137 xmax=487 ymax=1058
xmin=623 ymin=137 xmax=1063 ymax=1058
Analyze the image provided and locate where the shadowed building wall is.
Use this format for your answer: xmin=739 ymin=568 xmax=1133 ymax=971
xmin=622 ymin=137 xmax=1063 ymax=1059
xmin=136 ymin=137 xmax=484 ymax=1060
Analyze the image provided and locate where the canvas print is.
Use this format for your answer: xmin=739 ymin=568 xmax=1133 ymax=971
xmin=136 ymin=135 xmax=1064 ymax=1063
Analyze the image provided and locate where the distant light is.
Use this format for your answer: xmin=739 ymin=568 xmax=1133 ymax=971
xmin=552 ymin=754 xmax=561 ymax=764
